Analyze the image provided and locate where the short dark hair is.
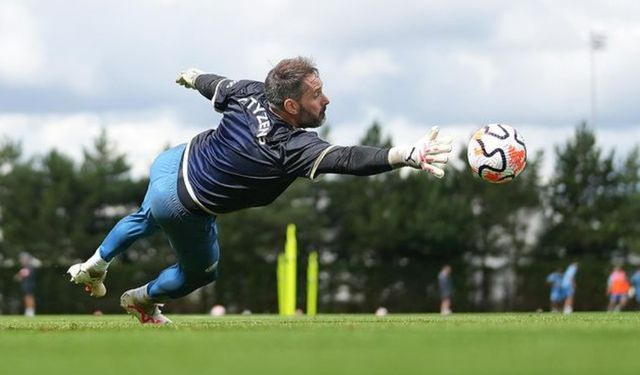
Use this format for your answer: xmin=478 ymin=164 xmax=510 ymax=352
xmin=265 ymin=57 xmax=318 ymax=109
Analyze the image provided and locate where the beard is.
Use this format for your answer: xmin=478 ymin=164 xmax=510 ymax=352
xmin=298 ymin=105 xmax=326 ymax=128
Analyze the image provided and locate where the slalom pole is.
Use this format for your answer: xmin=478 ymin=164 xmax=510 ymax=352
xmin=277 ymin=253 xmax=285 ymax=315
xmin=285 ymin=223 xmax=297 ymax=315
xmin=307 ymin=251 xmax=318 ymax=316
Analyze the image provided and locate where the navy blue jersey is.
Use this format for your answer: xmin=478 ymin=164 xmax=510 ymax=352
xmin=184 ymin=79 xmax=332 ymax=214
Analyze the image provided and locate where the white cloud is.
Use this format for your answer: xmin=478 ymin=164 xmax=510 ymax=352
xmin=0 ymin=1 xmax=44 ymax=83
xmin=0 ymin=1 xmax=104 ymax=95
xmin=338 ymin=49 xmax=400 ymax=91
xmin=0 ymin=0 xmax=638 ymax=179
xmin=0 ymin=111 xmax=200 ymax=177
xmin=453 ymin=53 xmax=498 ymax=92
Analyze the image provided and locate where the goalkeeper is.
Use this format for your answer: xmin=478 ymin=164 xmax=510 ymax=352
xmin=67 ymin=56 xmax=452 ymax=324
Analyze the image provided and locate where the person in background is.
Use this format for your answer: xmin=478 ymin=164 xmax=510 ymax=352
xmin=438 ymin=265 xmax=453 ymax=315
xmin=630 ymin=268 xmax=640 ymax=308
xmin=607 ymin=265 xmax=630 ymax=312
xmin=14 ymin=252 xmax=37 ymax=317
xmin=561 ymin=262 xmax=578 ymax=314
xmin=546 ymin=268 xmax=564 ymax=312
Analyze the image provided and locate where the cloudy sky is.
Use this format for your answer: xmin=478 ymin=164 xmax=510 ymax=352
xmin=1 ymin=0 xmax=639 ymax=178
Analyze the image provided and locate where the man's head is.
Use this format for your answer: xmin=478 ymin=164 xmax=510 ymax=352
xmin=19 ymin=252 xmax=31 ymax=266
xmin=265 ymin=57 xmax=330 ymax=128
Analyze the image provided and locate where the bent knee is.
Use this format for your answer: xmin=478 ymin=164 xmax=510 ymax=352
xmin=187 ymin=268 xmax=218 ymax=289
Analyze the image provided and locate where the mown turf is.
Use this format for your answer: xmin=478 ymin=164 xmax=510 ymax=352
xmin=1 ymin=313 xmax=639 ymax=374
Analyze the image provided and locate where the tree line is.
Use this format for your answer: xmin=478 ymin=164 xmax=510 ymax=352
xmin=0 ymin=123 xmax=638 ymax=314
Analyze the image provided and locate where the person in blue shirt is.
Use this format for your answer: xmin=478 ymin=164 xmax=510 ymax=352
xmin=561 ymin=262 xmax=578 ymax=314
xmin=630 ymin=268 xmax=640 ymax=307
xmin=546 ymin=268 xmax=563 ymax=312
xmin=67 ymin=57 xmax=453 ymax=324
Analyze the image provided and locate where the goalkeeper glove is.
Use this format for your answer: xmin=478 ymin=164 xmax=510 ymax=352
xmin=175 ymin=68 xmax=203 ymax=89
xmin=388 ymin=126 xmax=453 ymax=178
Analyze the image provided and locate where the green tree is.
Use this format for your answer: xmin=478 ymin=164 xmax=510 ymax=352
xmin=534 ymin=123 xmax=640 ymax=310
xmin=71 ymin=129 xmax=147 ymax=261
xmin=538 ymin=123 xmax=620 ymax=260
xmin=0 ymin=138 xmax=30 ymax=259
xmin=447 ymin=141 xmax=543 ymax=310
xmin=612 ymin=147 xmax=640 ymax=258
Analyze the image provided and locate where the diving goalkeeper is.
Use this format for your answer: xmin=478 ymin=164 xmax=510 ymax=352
xmin=67 ymin=56 xmax=452 ymax=324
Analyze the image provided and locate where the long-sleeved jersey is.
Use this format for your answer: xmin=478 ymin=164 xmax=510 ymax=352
xmin=182 ymin=74 xmax=391 ymax=214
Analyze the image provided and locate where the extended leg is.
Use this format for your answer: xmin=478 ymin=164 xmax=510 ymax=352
xmin=147 ymin=214 xmax=220 ymax=300
xmin=68 ymin=201 xmax=159 ymax=297
xmin=121 ymin=215 xmax=220 ymax=324
xmin=115 ymin=143 xmax=220 ymax=323
xmin=99 ymin=204 xmax=160 ymax=261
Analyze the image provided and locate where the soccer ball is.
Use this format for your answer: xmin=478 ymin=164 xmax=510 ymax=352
xmin=467 ymin=124 xmax=527 ymax=183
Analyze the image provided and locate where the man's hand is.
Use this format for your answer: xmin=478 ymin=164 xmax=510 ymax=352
xmin=389 ymin=126 xmax=453 ymax=178
xmin=175 ymin=68 xmax=203 ymax=89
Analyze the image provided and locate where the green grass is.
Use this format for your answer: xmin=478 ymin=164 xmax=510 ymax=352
xmin=2 ymin=313 xmax=639 ymax=374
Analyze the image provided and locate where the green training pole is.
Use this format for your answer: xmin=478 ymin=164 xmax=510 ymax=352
xmin=306 ymin=251 xmax=318 ymax=316
xmin=277 ymin=252 xmax=285 ymax=315
xmin=285 ymin=223 xmax=297 ymax=316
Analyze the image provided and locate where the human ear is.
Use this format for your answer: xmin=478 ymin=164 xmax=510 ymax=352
xmin=284 ymin=99 xmax=299 ymax=115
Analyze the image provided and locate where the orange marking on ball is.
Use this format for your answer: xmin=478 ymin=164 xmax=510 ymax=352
xmin=484 ymin=171 xmax=502 ymax=182
xmin=508 ymin=145 xmax=526 ymax=172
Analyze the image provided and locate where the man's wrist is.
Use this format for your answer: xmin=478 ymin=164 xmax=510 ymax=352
xmin=387 ymin=146 xmax=407 ymax=168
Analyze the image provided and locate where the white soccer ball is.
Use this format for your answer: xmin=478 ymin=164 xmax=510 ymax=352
xmin=467 ymin=124 xmax=527 ymax=184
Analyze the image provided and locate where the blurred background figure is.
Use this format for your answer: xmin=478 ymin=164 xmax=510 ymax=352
xmin=210 ymin=304 xmax=226 ymax=317
xmin=607 ymin=266 xmax=630 ymax=312
xmin=546 ymin=268 xmax=564 ymax=312
xmin=631 ymin=269 xmax=640 ymax=309
xmin=438 ymin=265 xmax=453 ymax=315
xmin=375 ymin=307 xmax=388 ymax=317
xmin=561 ymin=263 xmax=578 ymax=314
xmin=13 ymin=252 xmax=38 ymax=317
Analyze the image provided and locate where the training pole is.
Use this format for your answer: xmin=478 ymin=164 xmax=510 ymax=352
xmin=306 ymin=251 xmax=318 ymax=316
xmin=277 ymin=253 xmax=285 ymax=315
xmin=284 ymin=223 xmax=297 ymax=315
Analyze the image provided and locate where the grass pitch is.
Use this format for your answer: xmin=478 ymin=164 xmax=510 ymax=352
xmin=1 ymin=313 xmax=639 ymax=374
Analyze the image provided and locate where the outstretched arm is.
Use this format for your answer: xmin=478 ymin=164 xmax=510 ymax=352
xmin=176 ymin=69 xmax=226 ymax=100
xmin=313 ymin=145 xmax=392 ymax=177
xmin=314 ymin=127 xmax=452 ymax=179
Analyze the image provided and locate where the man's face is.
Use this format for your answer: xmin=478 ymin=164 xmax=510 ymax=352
xmin=296 ymin=74 xmax=330 ymax=128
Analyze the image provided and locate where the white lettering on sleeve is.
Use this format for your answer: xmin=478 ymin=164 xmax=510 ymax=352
xmin=238 ymin=96 xmax=272 ymax=145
